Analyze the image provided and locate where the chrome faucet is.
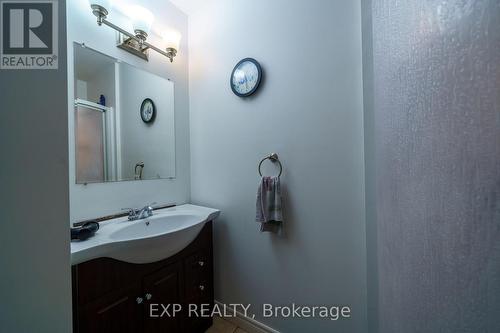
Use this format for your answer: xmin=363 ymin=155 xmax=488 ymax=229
xmin=137 ymin=205 xmax=154 ymax=219
xmin=122 ymin=202 xmax=156 ymax=221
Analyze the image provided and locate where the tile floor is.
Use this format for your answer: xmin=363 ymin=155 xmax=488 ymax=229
xmin=205 ymin=316 xmax=250 ymax=333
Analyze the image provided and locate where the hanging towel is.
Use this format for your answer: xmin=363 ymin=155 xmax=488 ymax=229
xmin=256 ymin=176 xmax=283 ymax=232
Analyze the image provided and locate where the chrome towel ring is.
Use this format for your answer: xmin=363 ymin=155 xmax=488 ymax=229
xmin=258 ymin=153 xmax=283 ymax=178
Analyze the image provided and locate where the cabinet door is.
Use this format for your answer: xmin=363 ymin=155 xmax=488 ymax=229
xmin=143 ymin=263 xmax=182 ymax=332
xmin=80 ymin=284 xmax=142 ymax=333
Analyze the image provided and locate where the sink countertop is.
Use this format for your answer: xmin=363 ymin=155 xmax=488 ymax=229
xmin=71 ymin=204 xmax=220 ymax=265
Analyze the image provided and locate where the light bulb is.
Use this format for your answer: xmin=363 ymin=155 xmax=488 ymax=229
xmin=130 ymin=6 xmax=154 ymax=36
xmin=162 ymin=30 xmax=181 ymax=51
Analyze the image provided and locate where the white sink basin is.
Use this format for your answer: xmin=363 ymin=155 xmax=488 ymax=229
xmin=109 ymin=214 xmax=203 ymax=240
xmin=71 ymin=204 xmax=220 ymax=265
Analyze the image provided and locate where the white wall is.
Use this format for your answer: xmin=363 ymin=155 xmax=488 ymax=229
xmin=189 ymin=1 xmax=367 ymax=332
xmin=67 ymin=0 xmax=190 ymax=223
xmin=0 ymin=1 xmax=72 ymax=332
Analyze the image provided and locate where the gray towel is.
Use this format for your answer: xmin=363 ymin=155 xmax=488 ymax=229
xmin=256 ymin=176 xmax=283 ymax=232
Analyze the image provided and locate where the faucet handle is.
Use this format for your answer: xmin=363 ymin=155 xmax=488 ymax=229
xmin=121 ymin=208 xmax=139 ymax=220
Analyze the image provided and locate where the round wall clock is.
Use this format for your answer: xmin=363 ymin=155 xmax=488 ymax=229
xmin=140 ymin=98 xmax=156 ymax=123
xmin=230 ymin=58 xmax=262 ymax=97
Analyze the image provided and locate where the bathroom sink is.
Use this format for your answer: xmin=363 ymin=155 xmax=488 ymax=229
xmin=109 ymin=214 xmax=202 ymax=240
xmin=71 ymin=204 xmax=220 ymax=265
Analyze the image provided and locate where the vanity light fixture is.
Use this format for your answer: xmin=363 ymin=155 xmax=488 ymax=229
xmin=89 ymin=1 xmax=179 ymax=62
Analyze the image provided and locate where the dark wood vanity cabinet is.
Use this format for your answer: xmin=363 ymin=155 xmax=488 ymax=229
xmin=72 ymin=222 xmax=214 ymax=333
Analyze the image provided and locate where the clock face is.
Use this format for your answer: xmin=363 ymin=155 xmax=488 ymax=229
xmin=230 ymin=58 xmax=262 ymax=97
xmin=140 ymin=98 xmax=156 ymax=123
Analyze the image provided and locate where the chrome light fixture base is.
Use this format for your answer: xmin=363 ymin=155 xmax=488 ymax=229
xmin=90 ymin=4 xmax=107 ymax=25
xmin=165 ymin=47 xmax=177 ymax=63
xmin=117 ymin=32 xmax=149 ymax=61
xmin=134 ymin=29 xmax=148 ymax=45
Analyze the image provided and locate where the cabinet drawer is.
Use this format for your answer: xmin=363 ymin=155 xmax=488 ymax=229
xmin=184 ymin=249 xmax=212 ymax=300
xmin=186 ymin=276 xmax=211 ymax=300
xmin=185 ymin=250 xmax=209 ymax=275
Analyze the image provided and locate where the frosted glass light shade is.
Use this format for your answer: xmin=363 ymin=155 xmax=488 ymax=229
xmin=130 ymin=6 xmax=154 ymax=35
xmin=89 ymin=0 xmax=111 ymax=10
xmin=162 ymin=31 xmax=181 ymax=51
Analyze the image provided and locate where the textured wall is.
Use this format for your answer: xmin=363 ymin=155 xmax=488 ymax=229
xmin=371 ymin=0 xmax=500 ymax=332
xmin=189 ymin=1 xmax=367 ymax=332
xmin=361 ymin=0 xmax=379 ymax=331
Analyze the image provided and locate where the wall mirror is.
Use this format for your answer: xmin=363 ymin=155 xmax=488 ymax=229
xmin=73 ymin=43 xmax=175 ymax=184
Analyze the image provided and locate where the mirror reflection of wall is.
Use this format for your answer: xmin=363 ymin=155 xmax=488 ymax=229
xmin=118 ymin=62 xmax=175 ymax=181
xmin=73 ymin=43 xmax=175 ymax=184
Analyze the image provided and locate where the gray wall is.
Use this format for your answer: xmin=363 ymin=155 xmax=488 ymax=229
xmin=67 ymin=0 xmax=190 ymax=223
xmin=189 ymin=1 xmax=367 ymax=332
xmin=0 ymin=1 xmax=72 ymax=332
xmin=119 ymin=64 xmax=175 ymax=180
xmin=370 ymin=0 xmax=500 ymax=332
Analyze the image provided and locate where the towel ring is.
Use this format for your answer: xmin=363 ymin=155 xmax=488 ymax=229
xmin=258 ymin=153 xmax=283 ymax=177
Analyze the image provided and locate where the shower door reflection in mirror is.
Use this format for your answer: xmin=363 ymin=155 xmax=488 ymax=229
xmin=74 ymin=43 xmax=175 ymax=184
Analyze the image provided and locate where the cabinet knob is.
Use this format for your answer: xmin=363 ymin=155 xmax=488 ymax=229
xmin=198 ymin=261 xmax=205 ymax=267
xmin=136 ymin=297 xmax=143 ymax=304
xmin=145 ymin=293 xmax=152 ymax=300
xmin=199 ymin=285 xmax=205 ymax=291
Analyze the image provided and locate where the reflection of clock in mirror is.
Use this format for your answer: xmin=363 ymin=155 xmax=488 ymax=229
xmin=140 ymin=98 xmax=156 ymax=123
